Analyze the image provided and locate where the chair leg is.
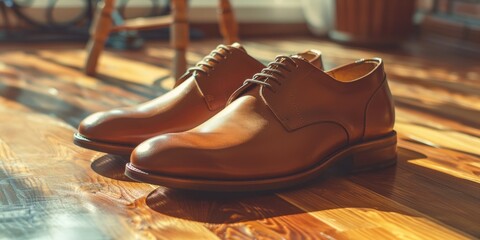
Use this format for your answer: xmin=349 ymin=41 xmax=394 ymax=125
xmin=218 ymin=0 xmax=239 ymax=44
xmin=171 ymin=0 xmax=189 ymax=80
xmin=84 ymin=0 xmax=115 ymax=76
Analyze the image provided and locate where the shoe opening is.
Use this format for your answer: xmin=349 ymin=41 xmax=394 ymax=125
xmin=327 ymin=58 xmax=381 ymax=82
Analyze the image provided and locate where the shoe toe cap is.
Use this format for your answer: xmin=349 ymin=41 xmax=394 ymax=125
xmin=77 ymin=111 xmax=115 ymax=139
xmin=131 ymin=134 xmax=182 ymax=170
xmin=130 ymin=133 xmax=212 ymax=178
xmin=78 ymin=109 xmax=139 ymax=143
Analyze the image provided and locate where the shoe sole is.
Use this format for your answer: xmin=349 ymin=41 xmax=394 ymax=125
xmin=125 ymin=131 xmax=397 ymax=192
xmin=73 ymin=132 xmax=135 ymax=155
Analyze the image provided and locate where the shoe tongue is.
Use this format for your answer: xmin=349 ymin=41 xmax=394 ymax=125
xmin=227 ymin=55 xmax=295 ymax=103
xmin=231 ymin=42 xmax=247 ymax=52
xmin=290 ymin=50 xmax=323 ymax=70
xmin=291 ymin=54 xmax=308 ymax=62
xmin=228 ymin=53 xmax=318 ymax=103
xmin=177 ymin=43 xmax=248 ymax=87
xmin=194 ymin=43 xmax=246 ymax=74
xmin=290 ymin=54 xmax=317 ymax=67
xmin=273 ymin=55 xmax=307 ymax=66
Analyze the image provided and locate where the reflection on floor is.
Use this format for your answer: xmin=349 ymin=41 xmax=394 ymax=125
xmin=0 ymin=37 xmax=478 ymax=239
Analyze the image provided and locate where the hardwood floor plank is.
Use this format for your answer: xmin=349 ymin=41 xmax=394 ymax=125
xmin=397 ymin=143 xmax=480 ymax=199
xmin=0 ymin=108 xmax=218 ymax=239
xmin=396 ymin=120 xmax=480 ymax=157
xmin=348 ymin=146 xmax=480 ymax=236
xmin=146 ymin=188 xmax=344 ymax=239
xmin=279 ymin=178 xmax=473 ymax=239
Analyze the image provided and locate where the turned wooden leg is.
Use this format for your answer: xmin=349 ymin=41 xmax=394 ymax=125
xmin=84 ymin=0 xmax=115 ymax=76
xmin=171 ymin=0 xmax=188 ymax=80
xmin=218 ymin=0 xmax=239 ymax=44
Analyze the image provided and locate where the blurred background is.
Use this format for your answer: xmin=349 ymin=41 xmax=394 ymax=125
xmin=0 ymin=0 xmax=478 ymax=50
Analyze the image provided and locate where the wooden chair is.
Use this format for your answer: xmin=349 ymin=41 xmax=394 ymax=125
xmin=84 ymin=0 xmax=239 ymax=80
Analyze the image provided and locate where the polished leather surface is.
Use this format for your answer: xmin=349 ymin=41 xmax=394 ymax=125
xmin=130 ymin=56 xmax=395 ymax=180
xmin=77 ymin=43 xmax=266 ymax=145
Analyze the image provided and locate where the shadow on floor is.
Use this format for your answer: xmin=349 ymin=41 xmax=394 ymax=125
xmin=92 ymin=146 xmax=480 ymax=227
xmin=142 ymin=156 xmax=402 ymax=224
xmin=90 ymin=154 xmax=135 ymax=182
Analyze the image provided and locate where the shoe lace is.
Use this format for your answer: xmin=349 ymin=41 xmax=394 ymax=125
xmin=244 ymin=55 xmax=297 ymax=92
xmin=188 ymin=45 xmax=231 ymax=75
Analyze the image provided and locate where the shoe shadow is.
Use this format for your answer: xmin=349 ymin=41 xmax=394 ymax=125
xmin=90 ymin=154 xmax=135 ymax=182
xmin=145 ymin=147 xmax=425 ymax=224
xmin=146 ymin=188 xmax=288 ymax=224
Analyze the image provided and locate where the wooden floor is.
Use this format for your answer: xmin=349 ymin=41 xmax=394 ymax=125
xmin=0 ymin=37 xmax=479 ymax=239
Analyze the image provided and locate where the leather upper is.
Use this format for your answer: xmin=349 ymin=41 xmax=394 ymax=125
xmin=78 ymin=43 xmax=265 ymax=145
xmin=131 ymin=56 xmax=395 ymax=180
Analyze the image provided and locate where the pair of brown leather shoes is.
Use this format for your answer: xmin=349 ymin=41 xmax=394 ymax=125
xmin=74 ymin=43 xmax=397 ymax=192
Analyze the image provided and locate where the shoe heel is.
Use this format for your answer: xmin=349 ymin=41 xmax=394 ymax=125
xmin=347 ymin=143 xmax=397 ymax=173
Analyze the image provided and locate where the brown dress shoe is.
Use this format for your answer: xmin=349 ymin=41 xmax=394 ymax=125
xmin=126 ymin=56 xmax=396 ymax=191
xmin=74 ymin=44 xmax=324 ymax=155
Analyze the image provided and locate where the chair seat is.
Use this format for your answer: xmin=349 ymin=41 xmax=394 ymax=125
xmin=111 ymin=15 xmax=173 ymax=32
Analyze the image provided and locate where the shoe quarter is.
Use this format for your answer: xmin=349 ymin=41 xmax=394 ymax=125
xmin=261 ymin=60 xmax=379 ymax=143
